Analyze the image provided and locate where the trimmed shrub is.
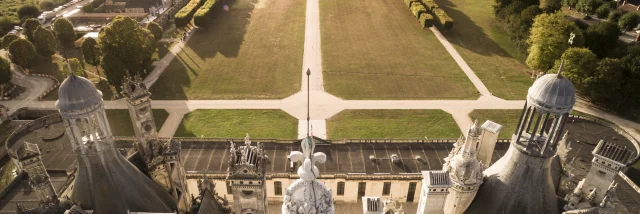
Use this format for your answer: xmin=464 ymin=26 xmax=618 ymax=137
xmin=419 ymin=13 xmax=434 ymax=28
xmin=422 ymin=0 xmax=439 ymax=12
xmin=411 ymin=5 xmax=427 ymax=19
xmin=175 ymin=0 xmax=207 ymax=28
xmin=194 ymin=0 xmax=219 ymax=27
xmin=594 ymin=4 xmax=611 ymax=19
xmin=405 ymin=0 xmax=418 ymax=7
xmin=433 ymin=8 xmax=453 ymax=30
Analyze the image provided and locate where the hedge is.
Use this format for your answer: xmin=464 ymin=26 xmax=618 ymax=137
xmin=175 ymin=0 xmax=207 ymax=28
xmin=433 ymin=8 xmax=453 ymax=30
xmin=419 ymin=13 xmax=434 ymax=28
xmin=194 ymin=0 xmax=219 ymax=27
xmin=422 ymin=0 xmax=439 ymax=12
xmin=405 ymin=0 xmax=418 ymax=7
xmin=411 ymin=5 xmax=427 ymax=19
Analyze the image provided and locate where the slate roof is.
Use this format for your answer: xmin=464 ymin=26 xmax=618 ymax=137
xmin=527 ymin=62 xmax=576 ymax=114
xmin=56 ymin=75 xmax=103 ymax=112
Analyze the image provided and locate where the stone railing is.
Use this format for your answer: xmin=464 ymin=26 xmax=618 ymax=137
xmin=1 ymin=83 xmax=18 ymax=100
xmin=4 ymin=114 xmax=63 ymax=159
xmin=618 ymin=171 xmax=640 ymax=194
xmin=27 ymin=73 xmax=60 ymax=101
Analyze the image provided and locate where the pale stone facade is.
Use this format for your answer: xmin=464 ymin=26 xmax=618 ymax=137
xmin=16 ymin=142 xmax=57 ymax=202
xmin=417 ymin=171 xmax=450 ymax=214
xmin=228 ymin=134 xmax=269 ymax=214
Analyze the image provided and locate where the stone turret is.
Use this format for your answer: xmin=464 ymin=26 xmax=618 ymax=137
xmin=16 ymin=142 xmax=57 ymax=203
xmin=228 ymin=134 xmax=268 ymax=214
xmin=56 ymin=74 xmax=175 ymax=213
xmin=417 ymin=171 xmax=450 ymax=214
xmin=467 ymin=62 xmax=576 ymax=214
xmin=121 ymin=74 xmax=158 ymax=161
xmin=443 ymin=121 xmax=484 ymax=214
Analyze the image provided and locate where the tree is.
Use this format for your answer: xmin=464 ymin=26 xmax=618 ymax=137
xmin=588 ymin=58 xmax=625 ymax=102
xmin=576 ymin=0 xmax=601 ymax=15
xmin=33 ymin=26 xmax=56 ymax=57
xmin=507 ymin=5 xmax=543 ymax=50
xmin=1 ymin=34 xmax=18 ymax=49
xmin=18 ymin=5 xmax=40 ymax=20
xmin=609 ymin=10 xmax=626 ymax=23
xmin=618 ymin=12 xmax=639 ymax=32
xmin=8 ymin=39 xmax=37 ymax=71
xmin=594 ymin=4 xmax=611 ymax=19
xmin=63 ymin=58 xmax=86 ymax=77
xmin=22 ymin=18 xmax=42 ymax=42
xmin=540 ymin=0 xmax=562 ymax=12
xmin=564 ymin=0 xmax=579 ymax=8
xmin=147 ymin=22 xmax=163 ymax=43
xmin=39 ymin=0 xmax=55 ymax=11
xmin=0 ymin=57 xmax=11 ymax=87
xmin=584 ymin=21 xmax=621 ymax=58
xmin=81 ymin=37 xmax=101 ymax=79
xmin=53 ymin=18 xmax=76 ymax=45
xmin=549 ymin=47 xmax=598 ymax=92
xmin=99 ymin=16 xmax=154 ymax=89
xmin=527 ymin=12 xmax=584 ymax=72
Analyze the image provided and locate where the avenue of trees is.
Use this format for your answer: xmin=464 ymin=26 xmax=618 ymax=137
xmin=495 ymin=0 xmax=640 ymax=118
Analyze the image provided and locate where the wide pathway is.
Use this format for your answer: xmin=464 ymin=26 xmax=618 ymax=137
xmin=144 ymin=27 xmax=198 ymax=88
xmin=0 ymin=51 xmax=54 ymax=113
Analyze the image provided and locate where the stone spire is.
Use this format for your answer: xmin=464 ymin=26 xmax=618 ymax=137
xmin=227 ymin=133 xmax=268 ymax=214
xmin=282 ymin=136 xmax=334 ymax=214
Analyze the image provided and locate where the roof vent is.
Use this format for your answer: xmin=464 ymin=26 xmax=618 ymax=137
xmin=369 ymin=155 xmax=376 ymax=162
xmin=391 ymin=154 xmax=400 ymax=164
xmin=415 ymin=155 xmax=421 ymax=160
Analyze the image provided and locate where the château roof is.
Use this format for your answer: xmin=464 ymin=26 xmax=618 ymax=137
xmin=527 ymin=62 xmax=575 ymax=114
xmin=56 ymin=75 xmax=103 ymax=112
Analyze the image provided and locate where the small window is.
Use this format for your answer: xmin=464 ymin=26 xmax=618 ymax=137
xmin=383 ymin=182 xmax=391 ymax=195
xmin=274 ymin=181 xmax=282 ymax=195
xmin=337 ymin=182 xmax=345 ymax=195
xmin=226 ymin=181 xmax=232 ymax=194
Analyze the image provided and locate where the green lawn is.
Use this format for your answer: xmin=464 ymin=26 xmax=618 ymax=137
xmin=320 ymin=0 xmax=477 ymax=100
xmin=433 ymin=0 xmax=533 ymax=100
xmin=174 ymin=109 xmax=297 ymax=139
xmin=326 ymin=110 xmax=461 ymax=139
xmin=468 ymin=109 xmax=520 ymax=139
xmin=105 ymin=109 xmax=169 ymax=136
xmin=149 ymin=0 xmax=305 ymax=100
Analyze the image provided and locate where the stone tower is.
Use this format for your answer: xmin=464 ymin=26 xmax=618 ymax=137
xmin=228 ymin=134 xmax=268 ymax=214
xmin=16 ymin=142 xmax=56 ymax=202
xmin=416 ymin=170 xmax=450 ymax=214
xmin=466 ymin=62 xmax=576 ymax=214
xmin=56 ymin=74 xmax=175 ymax=213
xmin=581 ymin=140 xmax=633 ymax=203
xmin=121 ymin=74 xmax=159 ymax=160
xmin=148 ymin=139 xmax=191 ymax=213
xmin=443 ymin=121 xmax=484 ymax=214
xmin=476 ymin=120 xmax=503 ymax=166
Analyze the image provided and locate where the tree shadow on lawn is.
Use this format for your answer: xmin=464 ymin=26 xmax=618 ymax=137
xmin=188 ymin=0 xmax=253 ymax=59
xmin=433 ymin=0 xmax=514 ymax=58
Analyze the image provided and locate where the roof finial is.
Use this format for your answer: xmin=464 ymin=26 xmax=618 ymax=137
xmin=306 ymin=68 xmax=311 ymax=137
xmin=557 ymin=59 xmax=565 ymax=78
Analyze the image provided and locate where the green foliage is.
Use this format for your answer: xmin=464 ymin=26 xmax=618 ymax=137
xmin=576 ymin=0 xmax=601 ymax=15
xmin=175 ymin=0 xmax=207 ymax=28
xmin=39 ymin=0 xmax=55 ymax=11
xmin=419 ymin=13 xmax=434 ymax=28
xmin=563 ymin=0 xmax=579 ymax=8
xmin=494 ymin=0 xmax=537 ymax=21
xmin=526 ymin=12 xmax=584 ymax=71
xmin=194 ymin=0 xmax=219 ymax=27
xmin=8 ymin=38 xmax=37 ymax=69
xmin=618 ymin=12 xmax=639 ymax=32
xmin=0 ymin=57 xmax=11 ymax=86
xmin=99 ymin=16 xmax=154 ymax=89
xmin=584 ymin=21 xmax=621 ymax=58
xmin=81 ymin=37 xmax=100 ymax=67
xmin=550 ymin=47 xmax=598 ymax=91
xmin=1 ymin=34 xmax=18 ymax=49
xmin=53 ymin=18 xmax=76 ymax=45
xmin=22 ymin=18 xmax=42 ymax=42
xmin=17 ymin=5 xmax=40 ymax=20
xmin=411 ymin=4 xmax=427 ymax=19
xmin=594 ymin=3 xmax=611 ymax=19
xmin=587 ymin=58 xmax=625 ymax=102
xmin=405 ymin=0 xmax=418 ymax=7
xmin=506 ymin=5 xmax=543 ymax=51
xmin=146 ymin=22 xmax=163 ymax=42
xmin=0 ymin=17 xmax=19 ymax=36
xmin=63 ymin=58 xmax=85 ymax=76
xmin=33 ymin=26 xmax=56 ymax=57
xmin=423 ymin=0 xmax=438 ymax=12
xmin=433 ymin=8 xmax=453 ymax=30
xmin=608 ymin=10 xmax=625 ymax=23
xmin=540 ymin=0 xmax=562 ymax=12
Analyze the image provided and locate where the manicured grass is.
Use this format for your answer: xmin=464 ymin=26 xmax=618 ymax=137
xmin=149 ymin=0 xmax=305 ymax=100
xmin=320 ymin=0 xmax=478 ymax=100
xmin=105 ymin=109 xmax=170 ymax=136
xmin=326 ymin=110 xmax=461 ymax=139
xmin=174 ymin=109 xmax=298 ymax=139
xmin=468 ymin=109 xmax=520 ymax=139
xmin=433 ymin=0 xmax=533 ymax=100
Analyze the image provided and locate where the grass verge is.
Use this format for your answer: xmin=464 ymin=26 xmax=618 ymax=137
xmin=174 ymin=109 xmax=297 ymax=139
xmin=105 ymin=109 xmax=169 ymax=136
